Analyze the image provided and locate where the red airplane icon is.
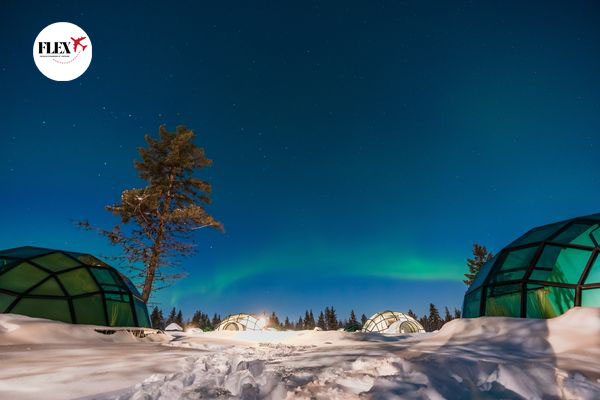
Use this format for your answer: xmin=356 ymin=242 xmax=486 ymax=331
xmin=71 ymin=37 xmax=88 ymax=52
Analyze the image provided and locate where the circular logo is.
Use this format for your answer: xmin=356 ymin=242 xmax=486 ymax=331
xmin=33 ymin=22 xmax=92 ymax=81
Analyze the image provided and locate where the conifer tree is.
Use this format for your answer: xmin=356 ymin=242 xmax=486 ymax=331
xmin=325 ymin=306 xmax=338 ymax=330
xmin=167 ymin=307 xmax=177 ymax=325
xmin=407 ymin=309 xmax=417 ymax=320
xmin=348 ymin=310 xmax=358 ymax=326
xmin=304 ymin=310 xmax=312 ymax=329
xmin=211 ymin=313 xmax=221 ymax=328
xmin=454 ymin=308 xmax=462 ymax=319
xmin=296 ymin=317 xmax=304 ymax=330
xmin=360 ymin=313 xmax=368 ymax=327
xmin=284 ymin=317 xmax=292 ymax=330
xmin=150 ymin=306 xmax=162 ymax=329
xmin=269 ymin=312 xmax=281 ymax=329
xmin=428 ymin=303 xmax=442 ymax=331
xmin=444 ymin=306 xmax=452 ymax=323
xmin=346 ymin=310 xmax=361 ymax=331
xmin=158 ymin=309 xmax=165 ymax=329
xmin=418 ymin=315 xmax=430 ymax=332
xmin=317 ymin=311 xmax=326 ymax=330
xmin=176 ymin=310 xmax=184 ymax=327
xmin=464 ymin=244 xmax=493 ymax=286
xmin=190 ymin=310 xmax=200 ymax=327
xmin=77 ymin=126 xmax=223 ymax=302
xmin=308 ymin=310 xmax=315 ymax=328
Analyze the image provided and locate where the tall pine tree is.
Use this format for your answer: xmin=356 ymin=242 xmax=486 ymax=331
xmin=78 ymin=126 xmax=223 ymax=302
xmin=268 ymin=312 xmax=281 ymax=329
xmin=150 ymin=306 xmax=163 ymax=329
xmin=166 ymin=307 xmax=177 ymax=325
xmin=346 ymin=310 xmax=361 ymax=331
xmin=444 ymin=307 xmax=452 ymax=323
xmin=211 ymin=313 xmax=220 ymax=328
xmin=325 ymin=306 xmax=338 ymax=330
xmin=407 ymin=309 xmax=418 ymax=321
xmin=317 ymin=311 xmax=326 ymax=330
xmin=464 ymin=243 xmax=493 ymax=286
xmin=428 ymin=304 xmax=442 ymax=331
xmin=175 ymin=310 xmax=184 ymax=327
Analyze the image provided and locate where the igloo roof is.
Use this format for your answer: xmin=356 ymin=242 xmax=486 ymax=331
xmin=215 ymin=313 xmax=266 ymax=331
xmin=464 ymin=214 xmax=600 ymax=319
xmin=362 ymin=311 xmax=424 ymax=333
xmin=0 ymin=246 xmax=150 ymax=328
xmin=165 ymin=322 xmax=183 ymax=331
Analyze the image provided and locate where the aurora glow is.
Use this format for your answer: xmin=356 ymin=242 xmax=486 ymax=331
xmin=2 ymin=1 xmax=600 ymax=319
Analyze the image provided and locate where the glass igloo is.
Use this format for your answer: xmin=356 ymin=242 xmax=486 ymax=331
xmin=215 ymin=313 xmax=266 ymax=331
xmin=0 ymin=246 xmax=150 ymax=327
xmin=362 ymin=311 xmax=425 ymax=333
xmin=463 ymin=213 xmax=600 ymax=319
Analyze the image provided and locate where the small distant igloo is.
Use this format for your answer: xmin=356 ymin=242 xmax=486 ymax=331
xmin=362 ymin=311 xmax=425 ymax=334
xmin=215 ymin=313 xmax=266 ymax=331
xmin=165 ymin=322 xmax=183 ymax=331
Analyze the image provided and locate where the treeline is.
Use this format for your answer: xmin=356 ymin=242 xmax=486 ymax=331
xmin=150 ymin=304 xmax=461 ymax=332
xmin=413 ymin=304 xmax=462 ymax=332
xmin=150 ymin=307 xmax=222 ymax=331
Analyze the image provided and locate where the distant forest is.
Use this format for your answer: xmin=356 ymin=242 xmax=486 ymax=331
xmin=150 ymin=304 xmax=462 ymax=333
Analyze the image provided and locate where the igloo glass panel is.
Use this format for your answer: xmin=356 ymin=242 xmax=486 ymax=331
xmin=485 ymin=285 xmax=521 ymax=317
xmin=91 ymin=268 xmax=128 ymax=293
xmin=0 ymin=247 xmax=53 ymax=259
xmin=0 ymin=257 xmax=21 ymax=272
xmin=59 ymin=268 xmax=99 ymax=295
xmin=526 ymin=285 xmax=575 ymax=319
xmin=72 ymin=254 xmax=109 ymax=267
xmin=90 ymin=267 xmax=118 ymax=285
xmin=591 ymin=228 xmax=600 ymax=246
xmin=73 ymin=295 xmax=106 ymax=325
xmin=509 ymin=221 xmax=567 ymax=247
xmin=0 ymin=293 xmax=16 ymax=312
xmin=462 ymin=288 xmax=481 ymax=318
xmin=363 ymin=319 xmax=376 ymax=331
xmin=530 ymin=246 xmax=590 ymax=284
xmin=399 ymin=321 xmax=421 ymax=333
xmin=11 ymin=298 xmax=71 ymax=323
xmin=107 ymin=297 xmax=134 ymax=327
xmin=134 ymin=298 xmax=150 ymax=327
xmin=29 ymin=277 xmax=64 ymax=296
xmin=584 ymin=257 xmax=600 ymax=284
xmin=0 ymin=262 xmax=48 ymax=293
xmin=490 ymin=247 xmax=538 ymax=283
xmin=581 ymin=289 xmax=600 ymax=307
xmin=551 ymin=223 xmax=597 ymax=247
xmin=31 ymin=252 xmax=80 ymax=272
xmin=468 ymin=254 xmax=499 ymax=291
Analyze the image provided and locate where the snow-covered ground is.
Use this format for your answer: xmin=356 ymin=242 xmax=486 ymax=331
xmin=1 ymin=308 xmax=599 ymax=400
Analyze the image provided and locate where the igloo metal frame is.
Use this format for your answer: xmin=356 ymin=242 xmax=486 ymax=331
xmin=463 ymin=213 xmax=600 ymax=319
xmin=0 ymin=246 xmax=150 ymax=327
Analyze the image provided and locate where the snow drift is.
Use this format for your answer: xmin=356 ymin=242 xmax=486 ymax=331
xmin=0 ymin=308 xmax=599 ymax=399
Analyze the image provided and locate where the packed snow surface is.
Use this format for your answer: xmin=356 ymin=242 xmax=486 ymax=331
xmin=0 ymin=307 xmax=599 ymax=399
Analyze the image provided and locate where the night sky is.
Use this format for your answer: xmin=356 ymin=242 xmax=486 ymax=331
xmin=2 ymin=1 xmax=600 ymax=320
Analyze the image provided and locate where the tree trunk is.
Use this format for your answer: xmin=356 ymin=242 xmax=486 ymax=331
xmin=141 ymin=257 xmax=157 ymax=303
xmin=141 ymin=234 xmax=162 ymax=302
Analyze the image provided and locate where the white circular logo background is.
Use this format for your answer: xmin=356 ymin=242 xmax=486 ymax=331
xmin=33 ymin=22 xmax=92 ymax=81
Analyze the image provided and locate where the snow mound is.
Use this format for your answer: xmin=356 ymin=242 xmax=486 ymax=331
xmin=1 ymin=308 xmax=599 ymax=399
xmin=0 ymin=314 xmax=167 ymax=345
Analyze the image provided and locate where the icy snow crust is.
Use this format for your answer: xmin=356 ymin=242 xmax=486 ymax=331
xmin=1 ymin=308 xmax=599 ymax=399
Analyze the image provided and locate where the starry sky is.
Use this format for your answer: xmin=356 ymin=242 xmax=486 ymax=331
xmin=2 ymin=1 xmax=600 ymax=321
